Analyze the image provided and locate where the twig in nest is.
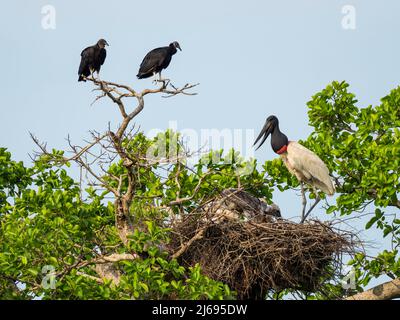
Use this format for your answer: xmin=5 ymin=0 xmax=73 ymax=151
xmin=171 ymin=228 xmax=206 ymax=260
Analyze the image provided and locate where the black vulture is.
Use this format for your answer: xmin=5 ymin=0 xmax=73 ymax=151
xmin=78 ymin=39 xmax=109 ymax=82
xmin=137 ymin=41 xmax=182 ymax=81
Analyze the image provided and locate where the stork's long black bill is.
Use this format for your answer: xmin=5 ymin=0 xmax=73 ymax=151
xmin=254 ymin=122 xmax=272 ymax=150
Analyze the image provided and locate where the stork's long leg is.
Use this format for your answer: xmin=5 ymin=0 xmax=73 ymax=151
xmin=301 ymin=187 xmax=320 ymax=223
xmin=301 ymin=195 xmax=321 ymax=223
xmin=300 ymin=182 xmax=307 ymax=222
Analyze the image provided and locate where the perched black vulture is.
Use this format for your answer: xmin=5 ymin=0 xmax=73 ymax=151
xmin=137 ymin=41 xmax=182 ymax=80
xmin=78 ymin=39 xmax=109 ymax=82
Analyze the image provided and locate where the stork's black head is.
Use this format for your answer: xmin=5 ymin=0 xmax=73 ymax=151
xmin=170 ymin=41 xmax=182 ymax=51
xmin=254 ymin=115 xmax=288 ymax=153
xmin=266 ymin=115 xmax=279 ymax=127
xmin=97 ymin=39 xmax=109 ymax=48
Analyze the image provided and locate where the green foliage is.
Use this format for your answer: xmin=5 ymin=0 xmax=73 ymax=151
xmin=0 ymin=148 xmax=32 ymax=209
xmin=261 ymin=81 xmax=399 ymax=297
xmin=0 ymin=81 xmax=399 ymax=300
xmin=307 ymin=81 xmax=399 ymax=213
xmin=303 ymin=81 xmax=399 ymax=293
xmin=0 ymin=146 xmax=234 ymax=299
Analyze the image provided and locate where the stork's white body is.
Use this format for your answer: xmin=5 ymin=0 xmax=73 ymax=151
xmin=280 ymin=141 xmax=335 ymax=196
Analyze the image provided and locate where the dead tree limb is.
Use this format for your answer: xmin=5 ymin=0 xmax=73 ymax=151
xmin=171 ymin=228 xmax=206 ymax=260
xmin=31 ymin=77 xmax=199 ymax=249
xmin=85 ymin=78 xmax=199 ymax=245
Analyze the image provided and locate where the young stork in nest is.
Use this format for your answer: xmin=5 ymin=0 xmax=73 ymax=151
xmin=254 ymin=115 xmax=335 ymax=222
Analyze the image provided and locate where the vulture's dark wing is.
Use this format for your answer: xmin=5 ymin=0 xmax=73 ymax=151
xmin=137 ymin=47 xmax=169 ymax=77
xmin=98 ymin=48 xmax=107 ymax=66
xmin=92 ymin=47 xmax=107 ymax=73
xmin=78 ymin=46 xmax=94 ymax=81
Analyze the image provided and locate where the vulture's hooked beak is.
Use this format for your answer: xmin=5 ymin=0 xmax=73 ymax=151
xmin=254 ymin=121 xmax=273 ymax=150
xmin=177 ymin=44 xmax=182 ymax=51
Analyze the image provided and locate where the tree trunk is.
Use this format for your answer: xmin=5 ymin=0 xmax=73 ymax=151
xmin=346 ymin=278 xmax=400 ymax=300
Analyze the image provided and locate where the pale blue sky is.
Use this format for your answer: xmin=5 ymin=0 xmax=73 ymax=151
xmin=1 ymin=0 xmax=399 ymax=290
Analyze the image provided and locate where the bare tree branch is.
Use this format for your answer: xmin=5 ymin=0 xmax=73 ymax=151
xmin=171 ymin=228 xmax=206 ymax=260
xmin=31 ymin=76 xmax=200 ymax=255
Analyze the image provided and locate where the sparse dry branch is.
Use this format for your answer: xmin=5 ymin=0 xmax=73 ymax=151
xmin=31 ymin=77 xmax=199 ymax=248
xmin=171 ymin=228 xmax=206 ymax=260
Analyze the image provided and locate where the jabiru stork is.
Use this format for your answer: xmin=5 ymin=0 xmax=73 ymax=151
xmin=254 ymin=115 xmax=335 ymax=222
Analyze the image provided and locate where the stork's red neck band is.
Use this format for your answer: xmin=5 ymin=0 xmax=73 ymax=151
xmin=276 ymin=145 xmax=288 ymax=155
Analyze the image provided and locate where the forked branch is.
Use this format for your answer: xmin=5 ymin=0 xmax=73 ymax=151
xmin=31 ymin=77 xmax=200 ymax=250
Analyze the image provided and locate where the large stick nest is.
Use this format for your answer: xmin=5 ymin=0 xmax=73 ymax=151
xmin=168 ymin=189 xmax=359 ymax=299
